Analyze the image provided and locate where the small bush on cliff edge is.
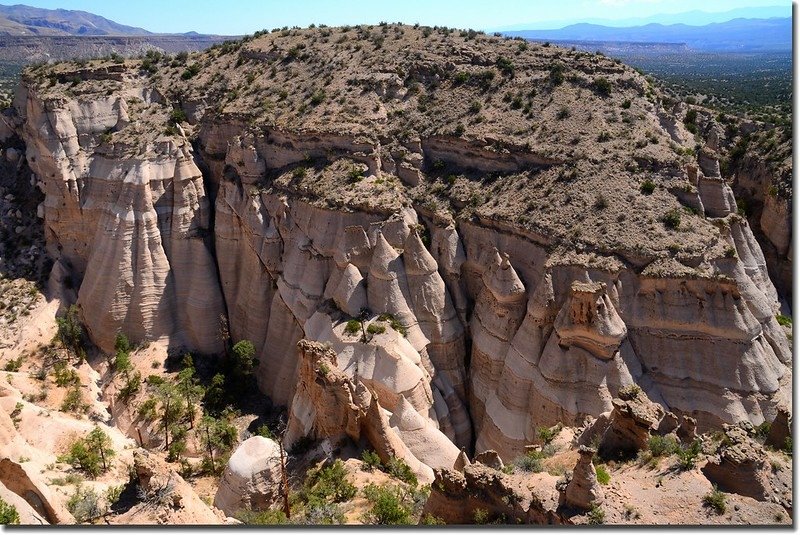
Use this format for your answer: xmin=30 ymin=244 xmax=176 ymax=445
xmin=0 ymin=498 xmax=20 ymax=525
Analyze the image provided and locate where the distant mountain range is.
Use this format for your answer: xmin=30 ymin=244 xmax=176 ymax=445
xmin=503 ymin=17 xmax=791 ymax=52
xmin=0 ymin=4 xmax=232 ymax=69
xmin=0 ymin=4 xmax=154 ymax=36
xmin=490 ymin=5 xmax=791 ymax=31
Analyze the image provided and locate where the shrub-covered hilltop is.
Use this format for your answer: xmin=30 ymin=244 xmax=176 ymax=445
xmin=24 ymin=22 xmax=748 ymax=266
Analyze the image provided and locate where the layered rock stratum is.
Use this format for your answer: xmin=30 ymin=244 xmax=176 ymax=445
xmin=0 ymin=23 xmax=792 ymax=524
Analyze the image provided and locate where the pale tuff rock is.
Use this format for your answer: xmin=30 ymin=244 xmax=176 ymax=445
xmin=283 ymin=339 xmax=454 ymax=483
xmin=387 ymin=397 xmax=460 ymax=471
xmin=596 ymin=389 xmax=665 ymax=458
xmin=0 ymin=459 xmax=72 ymax=525
xmin=423 ymin=463 xmax=564 ymax=525
xmin=360 ymin=391 xmax=436 ymax=484
xmin=701 ymin=425 xmax=775 ymax=503
xmin=214 ymin=436 xmax=283 ymax=517
xmin=284 ymin=340 xmax=361 ymax=447
xmin=553 ymin=281 xmax=627 ymax=360
xmin=563 ymin=445 xmax=604 ymax=510
xmin=765 ymin=406 xmax=791 ymax=450
xmin=367 ymin=230 xmax=429 ymax=352
xmin=473 ymin=450 xmax=504 ymax=471
xmin=23 ymin=92 xmax=225 ymax=353
xmin=0 ymin=480 xmax=49 ymax=525
xmin=123 ymin=450 xmax=224 ymax=525
xmin=331 ymin=263 xmax=367 ymax=317
xmin=677 ymin=415 xmax=698 ymax=444
xmin=453 ymin=449 xmax=470 ymax=472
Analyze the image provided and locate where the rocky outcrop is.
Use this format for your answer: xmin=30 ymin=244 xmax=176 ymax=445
xmin=213 ymin=437 xmax=283 ymax=517
xmin=422 ymin=463 xmax=565 ymax=525
xmin=0 ymin=459 xmax=72 ymax=525
xmin=284 ymin=339 xmax=459 ymax=483
xmin=765 ymin=406 xmax=791 ymax=450
xmin=562 ymin=446 xmax=604 ymax=510
xmin=121 ymin=450 xmax=224 ymax=525
xmin=597 ymin=389 xmax=665 ymax=459
xmin=701 ymin=426 xmax=776 ymax=504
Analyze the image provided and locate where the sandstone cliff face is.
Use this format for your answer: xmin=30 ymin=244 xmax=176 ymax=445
xmin=20 ymin=85 xmax=225 ymax=354
xmin=11 ymin=26 xmax=792 ymax=471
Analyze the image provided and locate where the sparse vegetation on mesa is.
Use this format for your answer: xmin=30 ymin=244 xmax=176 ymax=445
xmin=17 ymin=22 xmax=744 ymax=266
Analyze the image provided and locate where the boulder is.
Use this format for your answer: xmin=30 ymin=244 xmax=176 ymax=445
xmin=423 ymin=463 xmax=564 ymax=525
xmin=563 ymin=446 xmax=604 ymax=510
xmin=474 ymin=450 xmax=504 ymax=471
xmin=213 ymin=437 xmax=283 ymax=517
xmin=701 ymin=425 xmax=771 ymax=502
xmin=597 ymin=388 xmax=664 ymax=458
xmin=765 ymin=406 xmax=791 ymax=451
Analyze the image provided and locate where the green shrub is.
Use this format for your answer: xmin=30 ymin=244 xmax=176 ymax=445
xmin=496 ymin=56 xmax=515 ymax=76
xmin=421 ymin=513 xmax=445 ymax=525
xmin=473 ymin=508 xmax=490 ymax=524
xmin=514 ymin=448 xmax=552 ymax=473
xmin=776 ymin=314 xmax=792 ymax=327
xmin=386 ymin=457 xmax=417 ymax=486
xmin=454 ymin=71 xmax=470 ymax=85
xmin=662 ymin=209 xmax=682 ymax=230
xmin=587 ymin=504 xmax=605 ymax=525
xmin=117 ymin=371 xmax=142 ymax=402
xmin=536 ymin=424 xmax=562 ymax=444
xmin=361 ymin=450 xmax=382 ymax=471
xmin=593 ymin=77 xmax=612 ymax=96
xmin=61 ymin=385 xmax=88 ymax=414
xmin=347 ymin=166 xmax=364 ymax=182
xmin=56 ymin=305 xmax=86 ymax=362
xmin=181 ymin=63 xmax=200 ymax=80
xmin=61 ymin=427 xmax=115 ymax=478
xmin=231 ymin=340 xmax=256 ymax=379
xmin=648 ymin=435 xmax=678 ymax=457
xmin=549 ymin=63 xmax=565 ymax=85
xmin=0 ymin=498 xmax=20 ymax=525
xmin=361 ymin=484 xmax=412 ymax=525
xmin=367 ymin=323 xmax=386 ymax=335
xmin=595 ymin=465 xmax=610 ymax=485
xmin=146 ymin=374 xmax=165 ymax=386
xmin=640 ymin=179 xmax=656 ymax=195
xmin=137 ymin=398 xmax=157 ymax=421
xmin=703 ymin=486 xmax=726 ymax=515
xmin=310 ymin=90 xmax=325 ymax=106
xmin=676 ymin=439 xmax=703 ymax=470
xmin=594 ymin=194 xmax=608 ymax=210
xmin=66 ymin=485 xmax=104 ymax=523
xmin=3 ymin=356 xmax=23 ymax=372
xmin=169 ymin=109 xmax=187 ymax=127
xmin=556 ymin=107 xmax=570 ymax=120
xmin=54 ymin=362 xmax=80 ymax=387
xmin=378 ymin=313 xmax=407 ymax=337
xmin=297 ymin=460 xmax=356 ymax=521
xmin=236 ymin=508 xmax=288 ymax=525
xmin=618 ymin=384 xmax=642 ymax=400
xmin=344 ymin=319 xmax=361 ymax=335
xmin=621 ymin=99 xmax=631 ymax=109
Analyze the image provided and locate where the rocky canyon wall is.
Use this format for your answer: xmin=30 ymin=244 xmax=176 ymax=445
xmin=11 ymin=72 xmax=791 ymax=470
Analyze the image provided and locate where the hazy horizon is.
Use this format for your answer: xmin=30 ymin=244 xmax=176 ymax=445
xmin=0 ymin=0 xmax=789 ymax=36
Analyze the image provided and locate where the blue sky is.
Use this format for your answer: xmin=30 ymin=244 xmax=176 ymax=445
xmin=1 ymin=0 xmax=790 ymax=35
